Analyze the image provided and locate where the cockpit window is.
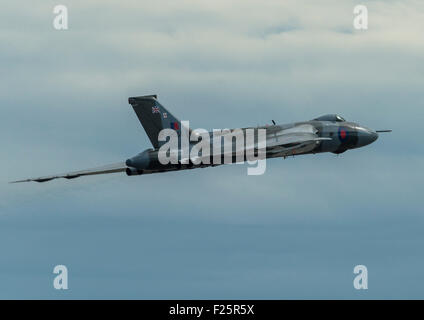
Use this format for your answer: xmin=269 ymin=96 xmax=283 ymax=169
xmin=313 ymin=114 xmax=346 ymax=122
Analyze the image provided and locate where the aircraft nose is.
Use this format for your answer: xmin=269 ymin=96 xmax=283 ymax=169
xmin=357 ymin=127 xmax=378 ymax=147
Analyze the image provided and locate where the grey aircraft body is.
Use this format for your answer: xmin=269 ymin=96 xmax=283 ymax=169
xmin=12 ymin=95 xmax=390 ymax=183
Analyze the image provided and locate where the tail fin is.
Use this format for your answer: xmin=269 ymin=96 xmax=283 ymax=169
xmin=128 ymin=95 xmax=183 ymax=149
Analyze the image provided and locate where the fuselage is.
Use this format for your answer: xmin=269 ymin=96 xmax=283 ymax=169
xmin=125 ymin=115 xmax=379 ymax=175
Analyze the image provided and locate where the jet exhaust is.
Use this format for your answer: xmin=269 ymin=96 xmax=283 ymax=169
xmin=126 ymin=167 xmax=143 ymax=176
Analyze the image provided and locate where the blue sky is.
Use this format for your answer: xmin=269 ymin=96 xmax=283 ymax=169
xmin=0 ymin=0 xmax=423 ymax=298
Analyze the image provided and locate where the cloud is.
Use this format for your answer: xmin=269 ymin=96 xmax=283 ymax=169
xmin=0 ymin=0 xmax=423 ymax=298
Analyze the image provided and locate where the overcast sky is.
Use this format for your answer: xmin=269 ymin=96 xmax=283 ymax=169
xmin=0 ymin=0 xmax=423 ymax=298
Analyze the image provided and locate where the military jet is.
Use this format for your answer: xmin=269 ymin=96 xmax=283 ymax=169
xmin=11 ymin=95 xmax=390 ymax=183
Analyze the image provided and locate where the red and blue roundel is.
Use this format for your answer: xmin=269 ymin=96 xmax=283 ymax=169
xmin=170 ymin=122 xmax=180 ymax=130
xmin=338 ymin=127 xmax=348 ymax=141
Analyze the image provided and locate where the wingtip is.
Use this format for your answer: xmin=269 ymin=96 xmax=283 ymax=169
xmin=9 ymin=179 xmax=31 ymax=184
xmin=9 ymin=178 xmax=50 ymax=183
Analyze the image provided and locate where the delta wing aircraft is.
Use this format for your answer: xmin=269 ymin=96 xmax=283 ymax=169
xmin=11 ymin=95 xmax=390 ymax=183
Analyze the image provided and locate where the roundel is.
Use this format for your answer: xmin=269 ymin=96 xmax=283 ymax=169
xmin=171 ymin=122 xmax=179 ymax=130
xmin=338 ymin=127 xmax=348 ymax=141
